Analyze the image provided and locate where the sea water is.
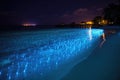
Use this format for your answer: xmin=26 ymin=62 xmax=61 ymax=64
xmin=0 ymin=29 xmax=103 ymax=80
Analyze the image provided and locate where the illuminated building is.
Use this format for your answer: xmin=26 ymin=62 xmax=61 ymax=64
xmin=109 ymin=22 xmax=114 ymax=25
xmin=99 ymin=20 xmax=108 ymax=25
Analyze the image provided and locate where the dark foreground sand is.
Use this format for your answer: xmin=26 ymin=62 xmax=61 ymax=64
xmin=62 ymin=32 xmax=120 ymax=80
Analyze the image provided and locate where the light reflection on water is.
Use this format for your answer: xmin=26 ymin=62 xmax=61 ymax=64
xmin=99 ymin=33 xmax=106 ymax=47
xmin=0 ymin=29 xmax=103 ymax=80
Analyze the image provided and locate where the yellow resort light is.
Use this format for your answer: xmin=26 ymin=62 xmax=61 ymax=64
xmin=86 ymin=21 xmax=94 ymax=25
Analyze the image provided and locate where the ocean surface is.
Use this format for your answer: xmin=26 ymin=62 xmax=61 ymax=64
xmin=0 ymin=28 xmax=107 ymax=80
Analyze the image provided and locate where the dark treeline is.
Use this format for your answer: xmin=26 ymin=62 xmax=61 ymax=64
xmin=93 ymin=0 xmax=120 ymax=26
xmin=103 ymin=0 xmax=120 ymax=25
xmin=58 ymin=0 xmax=120 ymax=27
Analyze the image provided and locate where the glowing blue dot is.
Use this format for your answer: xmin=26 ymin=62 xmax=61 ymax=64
xmin=56 ymin=62 xmax=58 ymax=66
xmin=0 ymin=71 xmax=2 ymax=76
xmin=8 ymin=76 xmax=11 ymax=80
xmin=47 ymin=57 xmax=50 ymax=63
xmin=16 ymin=72 xmax=19 ymax=76
xmin=23 ymin=70 xmax=26 ymax=73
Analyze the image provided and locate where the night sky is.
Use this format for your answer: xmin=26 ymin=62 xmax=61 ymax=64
xmin=0 ymin=0 xmax=116 ymax=25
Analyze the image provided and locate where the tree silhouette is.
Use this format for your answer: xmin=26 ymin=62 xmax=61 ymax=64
xmin=93 ymin=16 xmax=102 ymax=26
xmin=103 ymin=1 xmax=120 ymax=25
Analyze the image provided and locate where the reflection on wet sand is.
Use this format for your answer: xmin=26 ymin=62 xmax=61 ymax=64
xmin=99 ymin=29 xmax=118 ymax=47
xmin=100 ymin=33 xmax=106 ymax=47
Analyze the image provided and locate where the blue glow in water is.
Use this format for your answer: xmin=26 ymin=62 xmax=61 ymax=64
xmin=0 ymin=29 xmax=103 ymax=80
xmin=0 ymin=71 xmax=1 ymax=76
xmin=88 ymin=27 xmax=92 ymax=40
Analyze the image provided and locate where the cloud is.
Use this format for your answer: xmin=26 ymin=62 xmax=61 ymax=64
xmin=60 ymin=7 xmax=103 ymax=23
xmin=73 ymin=8 xmax=88 ymax=15
xmin=96 ymin=8 xmax=103 ymax=11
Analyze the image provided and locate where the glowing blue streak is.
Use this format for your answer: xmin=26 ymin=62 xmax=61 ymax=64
xmin=88 ymin=27 xmax=92 ymax=40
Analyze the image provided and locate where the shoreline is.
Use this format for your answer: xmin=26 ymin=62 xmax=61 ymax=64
xmin=0 ymin=25 xmax=120 ymax=32
xmin=61 ymin=31 xmax=120 ymax=80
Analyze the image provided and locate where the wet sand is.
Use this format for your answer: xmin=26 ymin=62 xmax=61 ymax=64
xmin=62 ymin=32 xmax=120 ymax=80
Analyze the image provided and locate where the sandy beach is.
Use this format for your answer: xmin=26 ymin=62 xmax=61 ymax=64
xmin=61 ymin=31 xmax=120 ymax=80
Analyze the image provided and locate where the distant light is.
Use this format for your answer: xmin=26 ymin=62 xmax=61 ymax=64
xmin=109 ymin=22 xmax=114 ymax=24
xmin=99 ymin=20 xmax=108 ymax=25
xmin=80 ymin=22 xmax=86 ymax=25
xmin=22 ymin=23 xmax=36 ymax=27
xmin=86 ymin=21 xmax=94 ymax=25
